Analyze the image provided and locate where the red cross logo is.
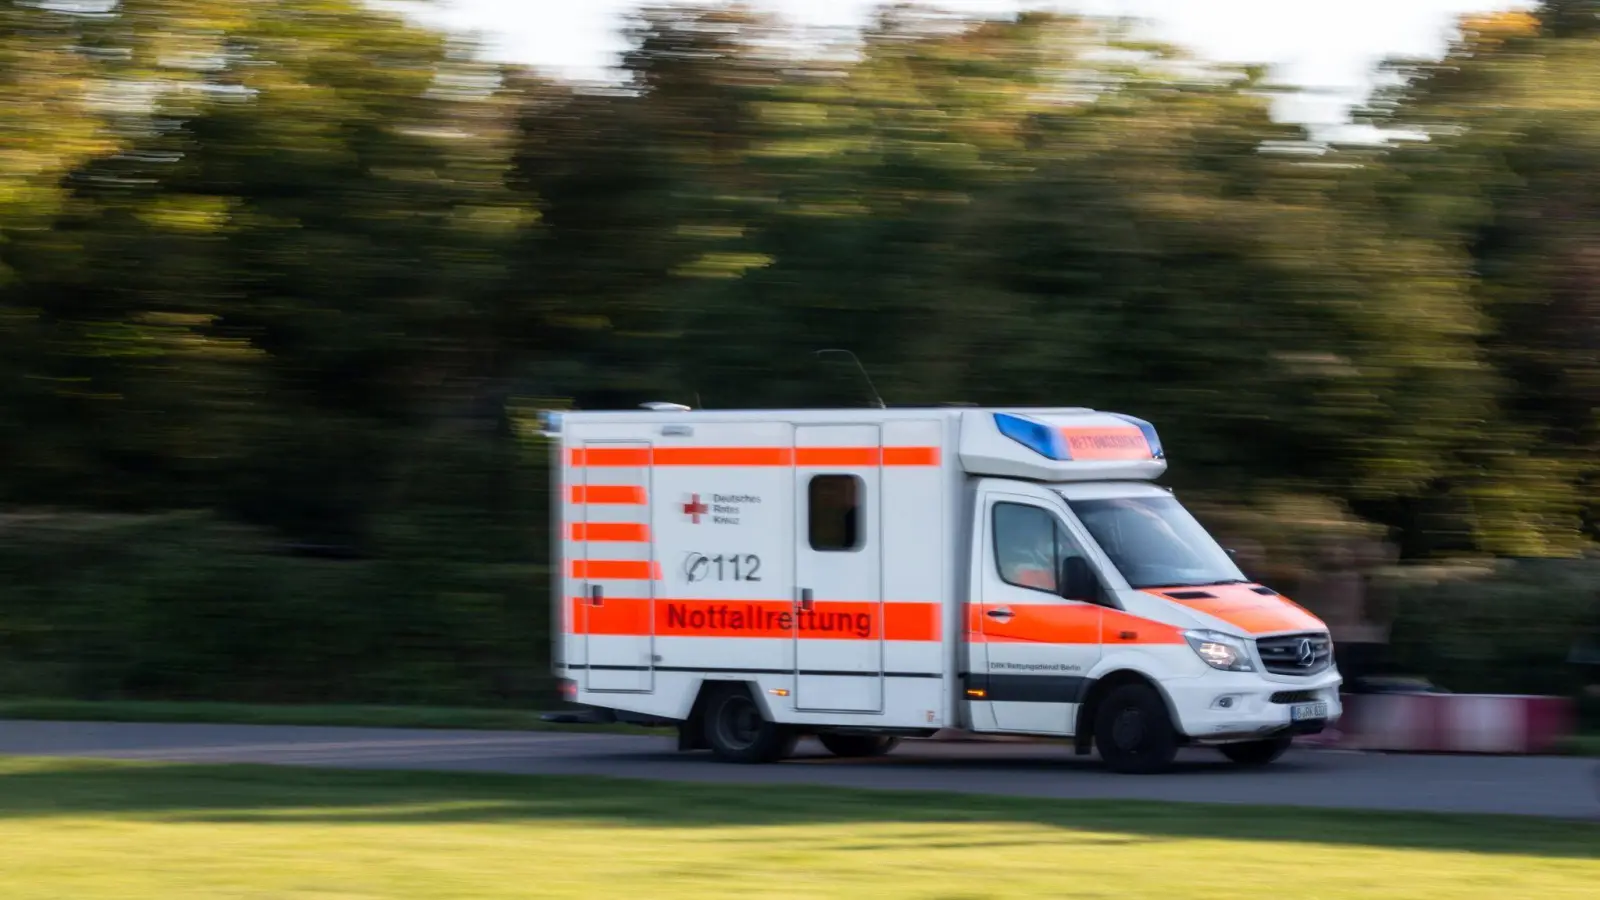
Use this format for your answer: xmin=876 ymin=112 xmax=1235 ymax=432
xmin=682 ymin=494 xmax=708 ymax=524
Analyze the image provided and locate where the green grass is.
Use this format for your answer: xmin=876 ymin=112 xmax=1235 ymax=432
xmin=0 ymin=757 xmax=1594 ymax=899
xmin=0 ymin=699 xmax=657 ymax=734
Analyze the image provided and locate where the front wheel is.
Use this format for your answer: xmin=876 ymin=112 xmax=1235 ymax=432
xmin=1218 ymin=737 xmax=1293 ymax=766
xmin=1093 ymin=683 xmax=1180 ymax=774
xmin=702 ymin=685 xmax=797 ymax=764
xmin=818 ymin=734 xmax=900 ymax=758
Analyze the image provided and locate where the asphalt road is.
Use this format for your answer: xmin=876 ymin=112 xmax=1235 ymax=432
xmin=2 ymin=720 xmax=1596 ymax=819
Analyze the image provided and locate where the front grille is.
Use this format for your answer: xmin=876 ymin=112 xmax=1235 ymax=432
xmin=1269 ymin=690 xmax=1319 ymax=704
xmin=1255 ymin=632 xmax=1332 ymax=676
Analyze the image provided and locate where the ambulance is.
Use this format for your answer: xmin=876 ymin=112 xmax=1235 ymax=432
xmin=551 ymin=405 xmax=1341 ymax=774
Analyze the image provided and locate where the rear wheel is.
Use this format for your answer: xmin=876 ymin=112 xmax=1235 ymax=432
xmin=817 ymin=734 xmax=900 ymax=758
xmin=1093 ymin=682 xmax=1180 ymax=774
xmin=1218 ymin=737 xmax=1293 ymax=766
xmin=702 ymin=685 xmax=797 ymax=764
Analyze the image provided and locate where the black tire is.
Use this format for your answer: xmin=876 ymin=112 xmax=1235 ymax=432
xmin=1218 ymin=737 xmax=1293 ymax=766
xmin=817 ymin=734 xmax=900 ymax=758
xmin=701 ymin=685 xmax=797 ymax=764
xmin=1093 ymin=682 xmax=1180 ymax=774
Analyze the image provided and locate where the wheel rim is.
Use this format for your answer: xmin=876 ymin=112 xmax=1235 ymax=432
xmin=716 ymin=696 xmax=762 ymax=749
xmin=1111 ymin=706 xmax=1147 ymax=754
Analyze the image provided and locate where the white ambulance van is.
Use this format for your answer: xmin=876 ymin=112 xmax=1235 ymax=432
xmin=551 ymin=405 xmax=1341 ymax=773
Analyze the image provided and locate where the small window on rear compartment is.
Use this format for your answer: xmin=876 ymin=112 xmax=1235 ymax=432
xmin=808 ymin=474 xmax=863 ymax=551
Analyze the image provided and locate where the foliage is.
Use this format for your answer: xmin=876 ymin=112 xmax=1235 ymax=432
xmin=1378 ymin=555 xmax=1600 ymax=696
xmin=0 ymin=1 xmax=1598 ymax=702
xmin=1357 ymin=0 xmax=1600 ymax=554
xmin=0 ymin=435 xmax=554 ymax=705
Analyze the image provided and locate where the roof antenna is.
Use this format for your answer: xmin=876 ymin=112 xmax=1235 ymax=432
xmin=815 ymin=349 xmax=886 ymax=409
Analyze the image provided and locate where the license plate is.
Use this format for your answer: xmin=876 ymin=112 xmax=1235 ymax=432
xmin=1291 ymin=701 xmax=1328 ymax=721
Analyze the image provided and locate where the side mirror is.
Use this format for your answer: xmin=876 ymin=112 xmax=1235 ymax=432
xmin=1058 ymin=556 xmax=1098 ymax=602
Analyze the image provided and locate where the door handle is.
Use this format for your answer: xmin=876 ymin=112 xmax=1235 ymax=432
xmin=986 ymin=607 xmax=1013 ymax=620
xmin=798 ymin=587 xmax=813 ymax=612
xmin=589 ymin=584 xmax=604 ymax=607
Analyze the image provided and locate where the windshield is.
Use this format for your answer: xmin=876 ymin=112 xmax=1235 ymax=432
xmin=1063 ymin=494 xmax=1246 ymax=590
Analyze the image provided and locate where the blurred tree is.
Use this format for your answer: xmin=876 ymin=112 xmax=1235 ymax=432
xmin=1 ymin=0 xmax=523 ymax=541
xmin=0 ymin=0 xmax=123 ymax=501
xmin=582 ymin=8 xmax=1500 ymax=561
xmin=503 ymin=3 xmax=792 ymax=409
xmin=1359 ymin=0 xmax=1600 ymax=553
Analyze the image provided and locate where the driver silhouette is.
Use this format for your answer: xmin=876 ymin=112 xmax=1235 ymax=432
xmin=999 ymin=526 xmax=1058 ymax=591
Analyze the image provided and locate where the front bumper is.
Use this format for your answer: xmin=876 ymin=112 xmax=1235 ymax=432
xmin=1163 ymin=672 xmax=1343 ymax=743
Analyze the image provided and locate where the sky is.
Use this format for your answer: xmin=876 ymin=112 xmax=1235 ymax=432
xmin=393 ymin=0 xmax=1535 ymax=139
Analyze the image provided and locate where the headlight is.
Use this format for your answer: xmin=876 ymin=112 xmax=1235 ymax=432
xmin=1182 ymin=629 xmax=1254 ymax=672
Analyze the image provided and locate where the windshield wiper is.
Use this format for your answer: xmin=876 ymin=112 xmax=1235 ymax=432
xmin=1143 ymin=579 xmax=1250 ymax=589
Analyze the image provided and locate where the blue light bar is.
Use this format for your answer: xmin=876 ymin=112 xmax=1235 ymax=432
xmin=1109 ymin=412 xmax=1164 ymax=459
xmin=993 ymin=412 xmax=1072 ymax=460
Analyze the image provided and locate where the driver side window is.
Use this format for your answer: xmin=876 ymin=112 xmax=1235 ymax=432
xmin=992 ymin=502 xmax=1086 ymax=596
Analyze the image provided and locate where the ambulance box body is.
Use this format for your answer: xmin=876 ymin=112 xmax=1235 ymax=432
xmin=552 ymin=406 xmax=1341 ymax=773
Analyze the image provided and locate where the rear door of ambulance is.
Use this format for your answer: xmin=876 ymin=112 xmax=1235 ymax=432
xmin=565 ymin=423 xmax=660 ymax=693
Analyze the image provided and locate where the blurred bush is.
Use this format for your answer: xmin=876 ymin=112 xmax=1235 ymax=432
xmin=1379 ymin=556 xmax=1600 ymax=698
xmin=0 ymin=435 xmax=556 ymax=707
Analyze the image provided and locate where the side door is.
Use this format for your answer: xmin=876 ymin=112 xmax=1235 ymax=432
xmin=793 ymin=423 xmax=884 ymax=713
xmin=967 ymin=489 xmax=1104 ymax=735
